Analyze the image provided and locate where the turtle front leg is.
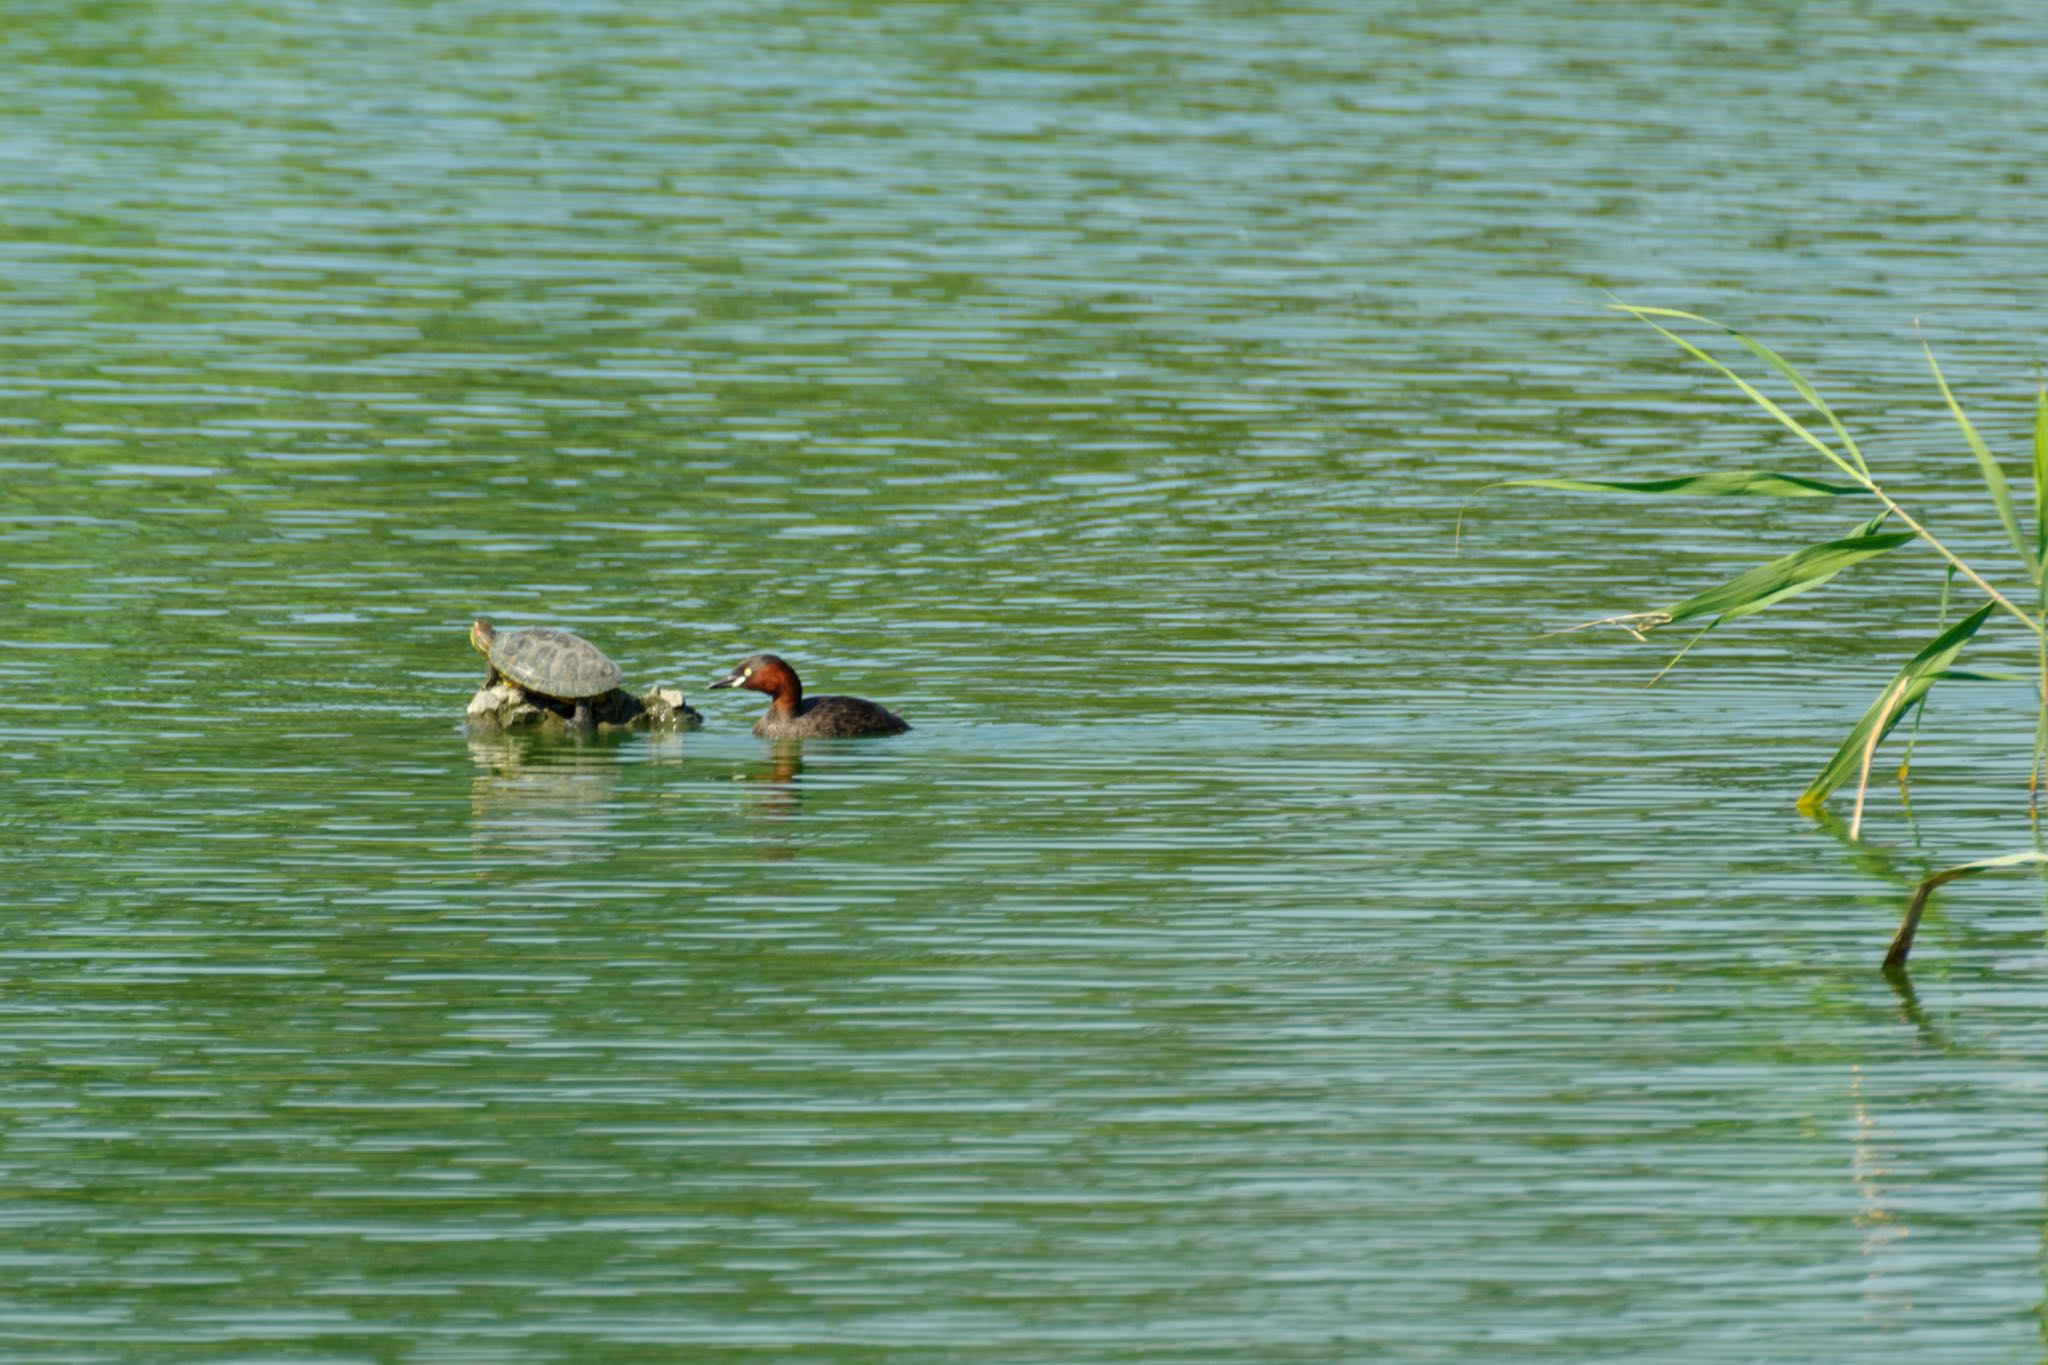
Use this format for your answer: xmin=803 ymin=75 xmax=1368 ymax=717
xmin=570 ymin=699 xmax=594 ymax=729
xmin=483 ymin=663 xmax=503 ymax=689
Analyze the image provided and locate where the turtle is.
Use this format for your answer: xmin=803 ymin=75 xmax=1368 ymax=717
xmin=469 ymin=618 xmax=625 ymax=728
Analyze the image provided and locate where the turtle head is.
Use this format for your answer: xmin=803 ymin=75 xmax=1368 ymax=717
xmin=470 ymin=618 xmax=496 ymax=655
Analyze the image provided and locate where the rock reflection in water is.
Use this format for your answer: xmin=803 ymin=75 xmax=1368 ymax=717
xmin=466 ymin=730 xmax=632 ymax=850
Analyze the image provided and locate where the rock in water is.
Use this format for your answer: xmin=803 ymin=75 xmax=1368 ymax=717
xmin=638 ymin=687 xmax=697 ymax=727
xmin=465 ymin=682 xmax=703 ymax=733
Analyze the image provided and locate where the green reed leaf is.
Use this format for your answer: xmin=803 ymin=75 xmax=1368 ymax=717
xmin=1487 ymin=471 xmax=1865 ymax=498
xmin=1643 ymin=512 xmax=1900 ymax=687
xmin=1665 ymin=531 xmax=1913 ymax=626
xmin=1607 ymin=303 xmax=1866 ymax=485
xmin=1939 ymin=666 xmax=2031 ymax=683
xmin=2034 ymin=381 xmax=2047 ymax=570
xmin=1923 ymin=338 xmax=2031 ymax=575
xmin=1887 ymin=849 xmax=2048 ymax=970
xmin=1616 ymin=304 xmax=1872 ymax=479
xmin=1797 ymin=600 xmax=1998 ymax=814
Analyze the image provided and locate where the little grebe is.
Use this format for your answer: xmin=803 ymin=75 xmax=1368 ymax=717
xmin=708 ymin=654 xmax=909 ymax=738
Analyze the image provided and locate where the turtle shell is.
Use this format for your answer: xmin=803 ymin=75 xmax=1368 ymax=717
xmin=489 ymin=628 xmax=624 ymax=701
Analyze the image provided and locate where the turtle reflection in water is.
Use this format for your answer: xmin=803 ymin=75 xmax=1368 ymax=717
xmin=466 ymin=618 xmax=699 ymax=732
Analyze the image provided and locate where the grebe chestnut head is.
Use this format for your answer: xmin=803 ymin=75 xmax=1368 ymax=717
xmin=709 ymin=653 xmax=909 ymax=739
xmin=711 ymin=654 xmax=800 ymax=705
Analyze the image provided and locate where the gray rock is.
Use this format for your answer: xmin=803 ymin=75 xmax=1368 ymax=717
xmin=465 ymin=681 xmax=703 ymax=733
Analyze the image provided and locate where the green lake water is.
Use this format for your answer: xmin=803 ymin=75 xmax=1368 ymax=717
xmin=10 ymin=3 xmax=2048 ymax=1359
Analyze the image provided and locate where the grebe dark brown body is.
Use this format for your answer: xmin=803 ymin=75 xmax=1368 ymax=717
xmin=709 ymin=654 xmax=909 ymax=738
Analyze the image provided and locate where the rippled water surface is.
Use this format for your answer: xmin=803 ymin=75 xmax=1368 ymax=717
xmin=11 ymin=3 xmax=2048 ymax=1360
